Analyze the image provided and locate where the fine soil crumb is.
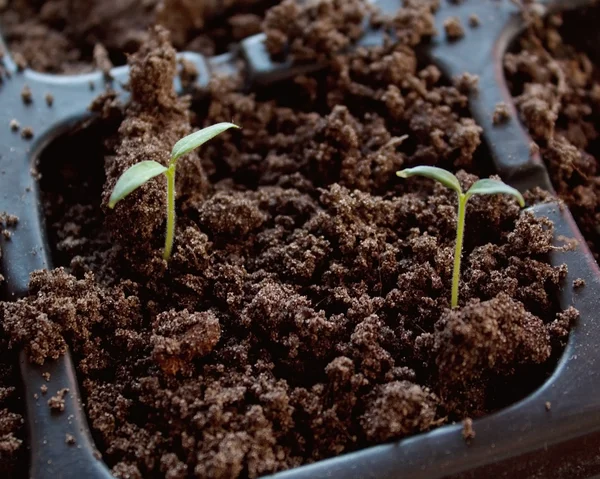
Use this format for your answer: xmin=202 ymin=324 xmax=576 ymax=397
xmin=42 ymin=372 xmax=50 ymax=382
xmin=469 ymin=14 xmax=480 ymax=27
xmin=9 ymin=119 xmax=19 ymax=131
xmin=0 ymin=10 xmax=577 ymax=479
xmin=93 ymin=43 xmax=113 ymax=78
xmin=545 ymin=401 xmax=552 ymax=411
xmin=13 ymin=51 xmax=27 ymax=71
xmin=454 ymin=72 xmax=479 ymax=93
xmin=444 ymin=17 xmax=464 ymax=41
xmin=40 ymin=385 xmax=48 ymax=395
xmin=493 ymin=102 xmax=511 ymax=125
xmin=48 ymin=388 xmax=69 ymax=413
xmin=462 ymin=418 xmax=475 ymax=442
xmin=65 ymin=433 xmax=76 ymax=445
xmin=0 ymin=213 xmax=19 ymax=228
xmin=573 ymin=278 xmax=585 ymax=288
xmin=151 ymin=310 xmax=221 ymax=375
xmin=45 ymin=93 xmax=54 ymax=107
xmin=20 ymin=84 xmax=32 ymax=104
xmin=21 ymin=126 xmax=33 ymax=139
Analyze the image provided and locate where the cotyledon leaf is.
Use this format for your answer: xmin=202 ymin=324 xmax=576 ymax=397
xmin=465 ymin=178 xmax=525 ymax=206
xmin=396 ymin=165 xmax=463 ymax=196
xmin=170 ymin=122 xmax=240 ymax=162
xmin=108 ymin=160 xmax=168 ymax=208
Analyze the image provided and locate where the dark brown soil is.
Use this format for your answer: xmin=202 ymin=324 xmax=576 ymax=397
xmin=0 ymin=237 xmax=25 ymax=476
xmin=0 ymin=0 xmax=280 ymax=73
xmin=504 ymin=5 xmax=600 ymax=258
xmin=0 ymin=1 xmax=578 ymax=478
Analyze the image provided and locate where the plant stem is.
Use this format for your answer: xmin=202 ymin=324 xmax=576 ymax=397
xmin=451 ymin=194 xmax=467 ymax=308
xmin=164 ymin=166 xmax=176 ymax=261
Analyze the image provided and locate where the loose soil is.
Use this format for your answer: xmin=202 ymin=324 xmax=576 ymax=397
xmin=0 ymin=1 xmax=579 ymax=478
xmin=0 ymin=0 xmax=280 ymax=74
xmin=505 ymin=4 xmax=600 ymax=258
xmin=0 ymin=214 xmax=26 ymax=477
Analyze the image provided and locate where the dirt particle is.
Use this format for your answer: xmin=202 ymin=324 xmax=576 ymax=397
xmin=9 ymin=119 xmax=19 ymax=132
xmin=573 ymin=278 xmax=585 ymax=289
xmin=462 ymin=418 xmax=475 ymax=442
xmin=361 ymin=381 xmax=438 ymax=442
xmin=40 ymin=385 xmax=47 ymax=395
xmin=493 ymin=102 xmax=511 ymax=125
xmin=556 ymin=235 xmax=578 ymax=251
xmin=48 ymin=388 xmax=69 ymax=413
xmin=444 ymin=17 xmax=464 ymax=40
xmin=20 ymin=85 xmax=32 ymax=104
xmin=469 ymin=14 xmax=481 ymax=27
xmin=151 ymin=310 xmax=221 ymax=375
xmin=93 ymin=43 xmax=113 ymax=79
xmin=2 ymin=230 xmax=11 ymax=240
xmin=453 ymin=72 xmax=479 ymax=94
xmin=545 ymin=401 xmax=552 ymax=411
xmin=65 ymin=434 xmax=76 ymax=445
xmin=21 ymin=126 xmax=33 ymax=139
xmin=13 ymin=52 xmax=26 ymax=71
xmin=42 ymin=372 xmax=50 ymax=382
xmin=45 ymin=93 xmax=54 ymax=107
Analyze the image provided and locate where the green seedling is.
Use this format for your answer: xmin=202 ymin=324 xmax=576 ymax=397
xmin=396 ymin=166 xmax=524 ymax=308
xmin=108 ymin=122 xmax=239 ymax=261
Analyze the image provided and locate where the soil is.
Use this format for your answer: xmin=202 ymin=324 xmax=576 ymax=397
xmin=0 ymin=0 xmax=281 ymax=74
xmin=0 ymin=349 xmax=24 ymax=477
xmin=504 ymin=5 xmax=600 ymax=258
xmin=0 ymin=1 xmax=580 ymax=478
xmin=0 ymin=214 xmax=25 ymax=477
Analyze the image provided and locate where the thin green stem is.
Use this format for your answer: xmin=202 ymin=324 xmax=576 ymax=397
xmin=451 ymin=194 xmax=467 ymax=308
xmin=163 ymin=166 xmax=176 ymax=261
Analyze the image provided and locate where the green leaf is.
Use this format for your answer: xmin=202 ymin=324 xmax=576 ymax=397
xmin=171 ymin=122 xmax=240 ymax=162
xmin=396 ymin=166 xmax=463 ymax=196
xmin=108 ymin=160 xmax=168 ymax=208
xmin=465 ymin=179 xmax=525 ymax=207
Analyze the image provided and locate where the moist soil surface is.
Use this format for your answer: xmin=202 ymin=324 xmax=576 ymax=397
xmin=0 ymin=0 xmax=280 ymax=73
xmin=0 ymin=298 xmax=25 ymax=479
xmin=505 ymin=4 xmax=600 ymax=259
xmin=0 ymin=1 xmax=580 ymax=478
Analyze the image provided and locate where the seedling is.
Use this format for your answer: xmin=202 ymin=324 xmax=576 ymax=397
xmin=396 ymin=166 xmax=524 ymax=308
xmin=108 ymin=122 xmax=239 ymax=261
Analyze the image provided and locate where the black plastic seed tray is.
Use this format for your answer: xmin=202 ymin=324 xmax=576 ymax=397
xmin=1 ymin=0 xmax=600 ymax=478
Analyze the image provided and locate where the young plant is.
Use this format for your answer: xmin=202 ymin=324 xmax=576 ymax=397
xmin=396 ymin=166 xmax=524 ymax=308
xmin=108 ymin=122 xmax=239 ymax=261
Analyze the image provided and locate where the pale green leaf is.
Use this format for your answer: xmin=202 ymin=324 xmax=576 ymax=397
xmin=108 ymin=161 xmax=168 ymax=208
xmin=171 ymin=122 xmax=239 ymax=162
xmin=396 ymin=166 xmax=462 ymax=195
xmin=465 ymin=179 xmax=525 ymax=207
